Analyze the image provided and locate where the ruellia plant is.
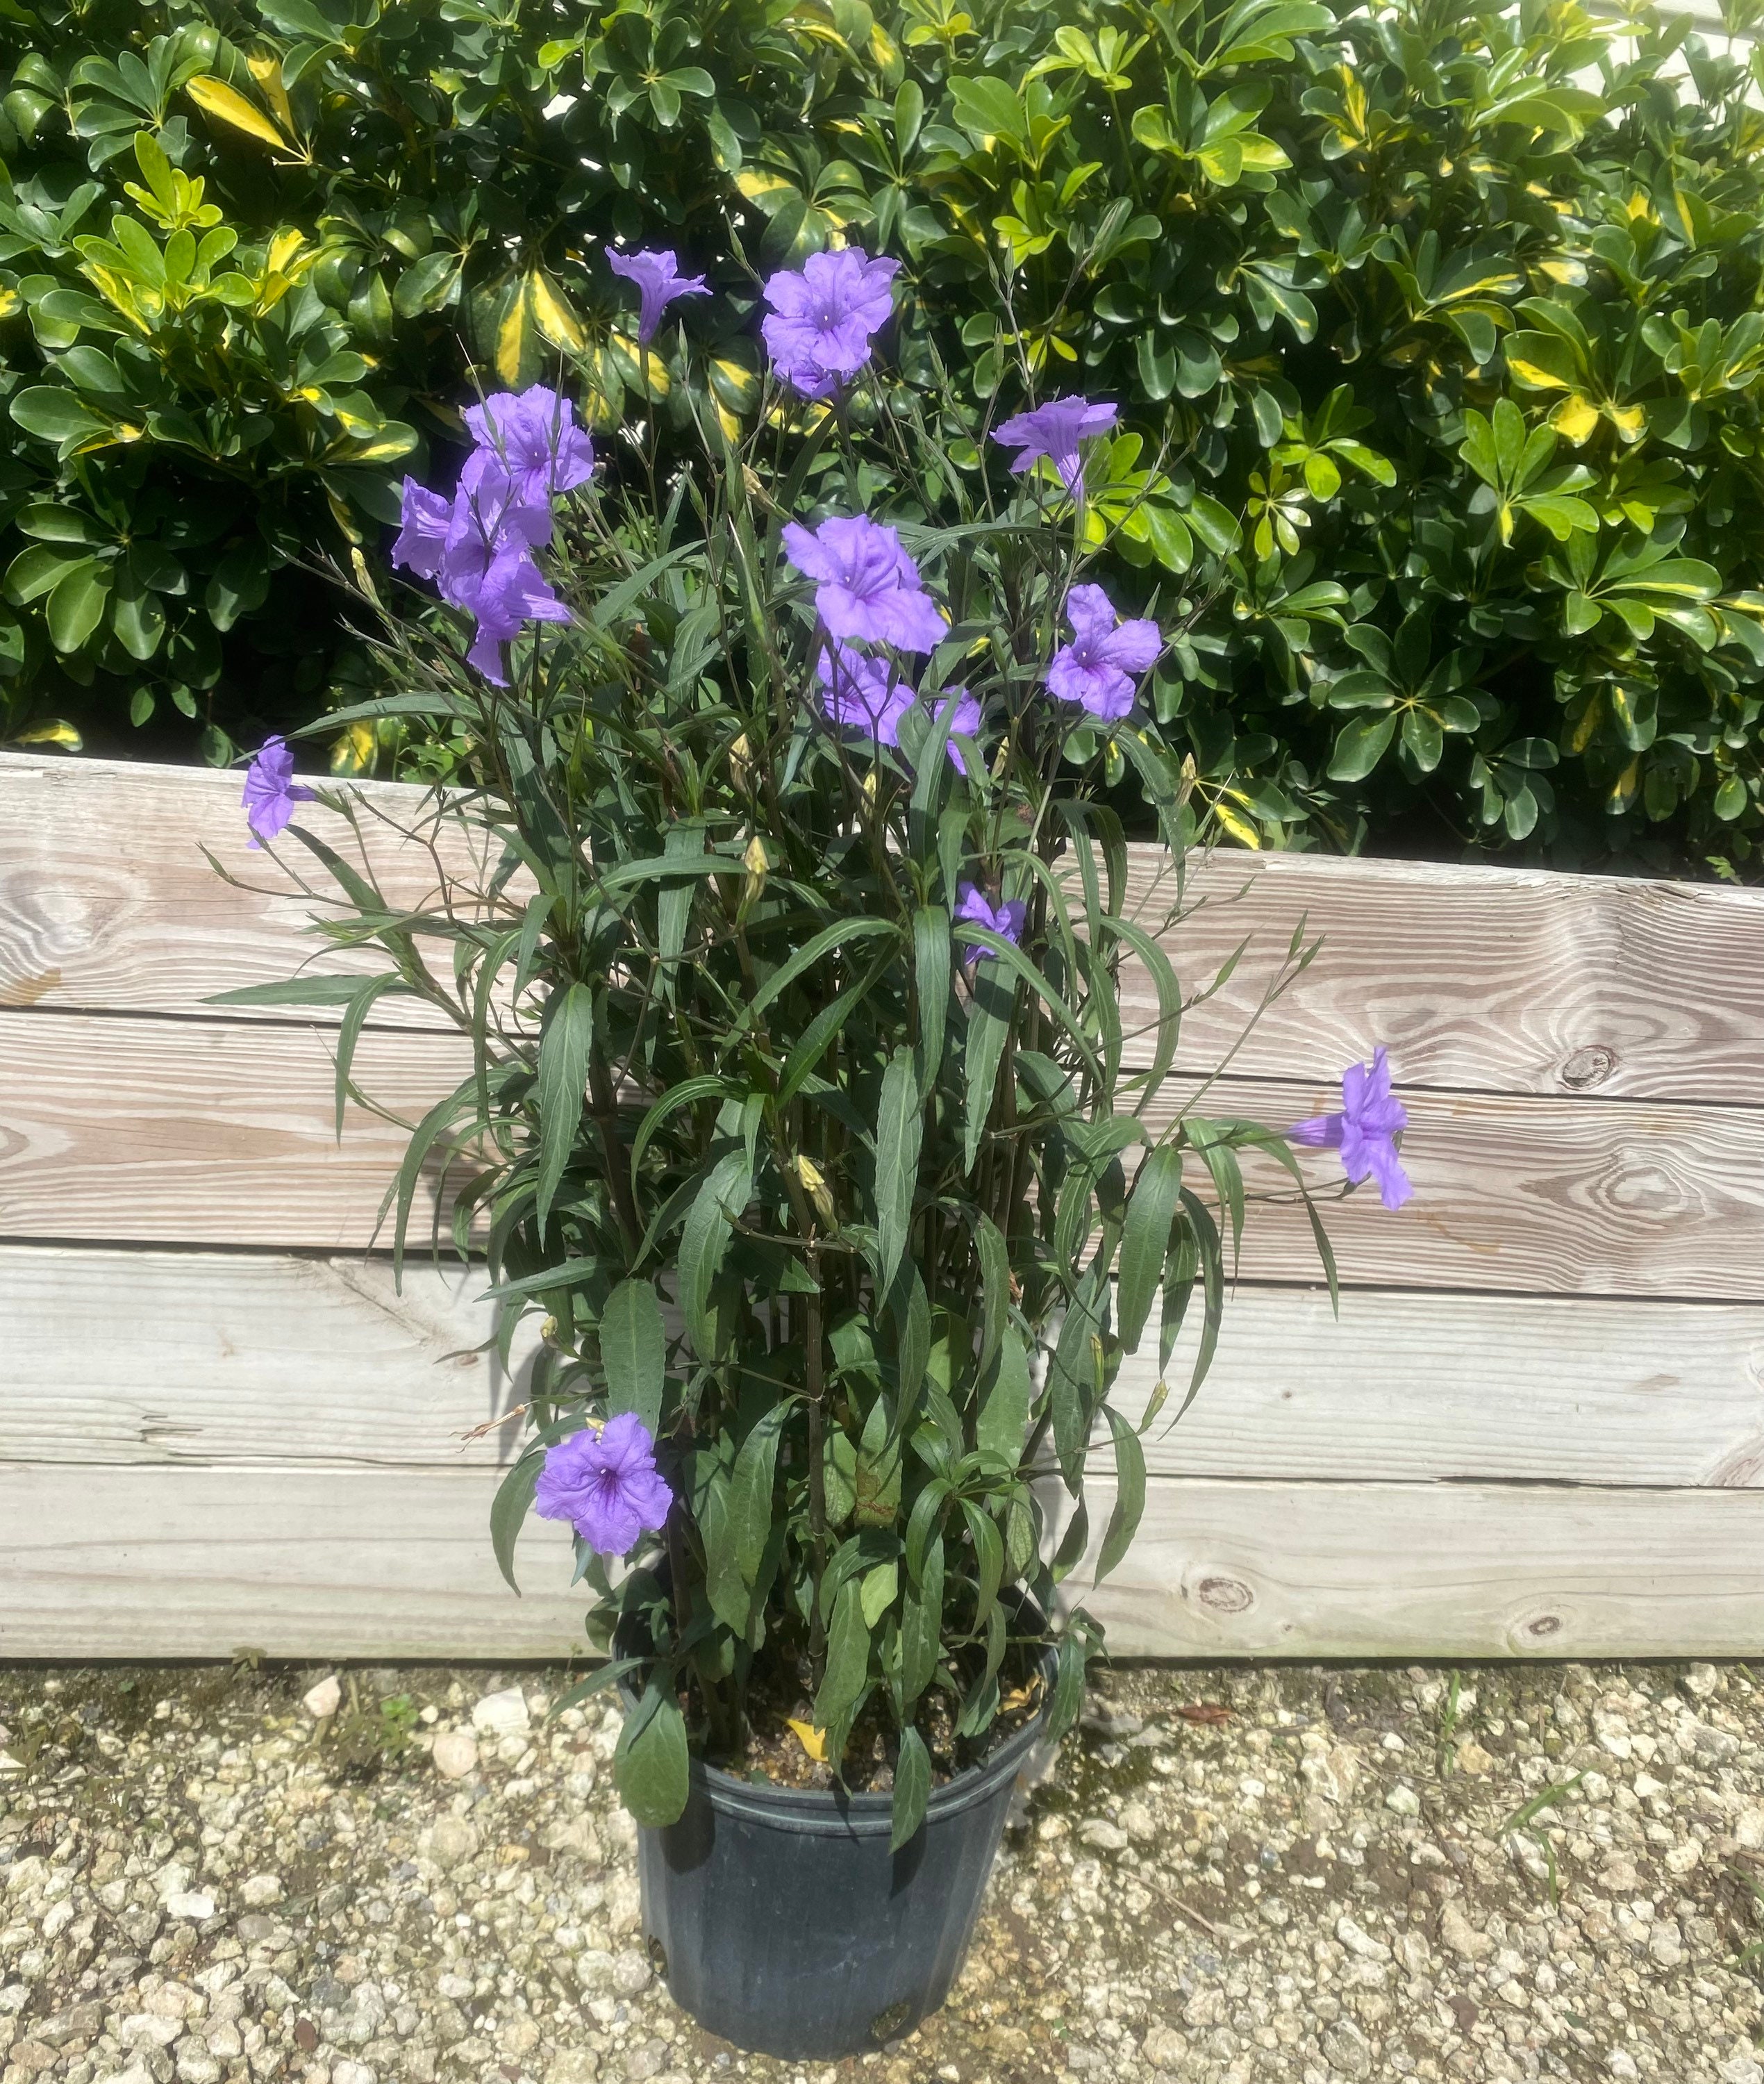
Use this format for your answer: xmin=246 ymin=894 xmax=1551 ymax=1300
xmin=217 ymin=249 xmax=1409 ymax=1842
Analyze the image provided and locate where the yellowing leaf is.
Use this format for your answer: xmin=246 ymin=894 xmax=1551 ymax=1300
xmin=527 ymin=267 xmax=585 ymax=352
xmin=0 ymin=287 xmax=21 ymax=320
xmin=1507 ymin=352 xmax=1574 ymax=392
xmin=1608 ymin=402 xmax=1646 ymax=441
xmin=13 ymin=719 xmax=81 ymax=749
xmin=734 ymin=168 xmax=797 ymax=209
xmin=495 ymin=287 xmax=529 ymax=386
xmin=1549 ymin=394 xmax=1599 ymax=443
xmin=330 ymin=720 xmax=376 ymax=775
xmin=716 ymin=402 xmax=742 ymax=443
xmin=869 ymin=22 xmax=902 ymax=67
xmin=1211 ymin=796 xmax=1263 ymax=849
xmin=248 ymin=50 xmax=295 ymax=133
xmin=1537 ymin=256 xmax=1587 ymax=286
xmin=187 ymin=75 xmax=294 ymax=155
xmin=786 ymin=1718 xmax=828 ymax=1762
xmin=266 ymin=229 xmax=307 ymax=276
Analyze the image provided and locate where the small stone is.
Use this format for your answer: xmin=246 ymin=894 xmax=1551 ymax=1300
xmin=547 ymin=2056 xmax=601 ymax=2084
xmin=1663 ymin=1840 xmax=1702 ymax=1877
xmin=422 ymin=1818 xmax=479 ymax=1870
xmin=1142 ymin=2026 xmax=1188 ymax=2068
xmin=175 ymin=2049 xmax=223 ymax=2084
xmin=622 ymin=2046 xmax=665 ymax=2081
xmin=239 ymin=1874 xmax=283 ymax=1907
xmin=1733 ymin=1808 xmax=1764 ymax=1850
xmin=332 ymin=2063 xmax=376 ymax=2084
xmin=1718 ymin=2059 xmax=1764 ymax=2084
xmin=120 ymin=2015 xmax=184 ymax=2049
xmin=1120 ymin=1801 xmax=1158 ymax=1844
xmin=302 ymin=1674 xmax=342 ymax=1720
xmin=577 ymin=1951 xmax=619 ymax=1995
xmin=431 ymin=1730 xmax=479 ymax=1780
xmin=1384 ymin=1783 xmax=1420 ymax=1817
xmin=1689 ymin=1722 xmax=1740 ymax=1765
xmin=164 ymin=1892 xmax=217 ymax=1921
xmin=1320 ymin=2019 xmax=1373 ymax=2078
xmin=1606 ymin=2053 xmax=1640 ymax=2081
xmin=471 ymin=1687 xmax=531 ymax=1737
xmin=1079 ymin=1820 xmax=1129 ymax=1851
xmin=1334 ymin=1916 xmax=1390 ymax=1962
xmin=1454 ymin=1740 xmax=1496 ymax=1776
xmin=1440 ymin=1900 xmax=1492 ymax=1962
xmin=612 ymin=1950 xmax=653 ymax=1996
xmin=1682 ymin=1662 xmax=1720 ymax=1700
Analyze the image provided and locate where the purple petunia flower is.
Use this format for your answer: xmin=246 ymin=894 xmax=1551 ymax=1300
xmin=1045 ymin=583 xmax=1161 ymax=724
xmin=607 ymin=248 xmax=710 ymax=345
xmin=241 ymin=736 xmax=314 ymax=849
xmin=1290 ymin=1045 xmax=1413 ymax=1211
xmin=761 ymin=249 xmax=899 ymax=398
xmin=955 ymin=882 xmax=1026 ymax=964
xmin=783 ymin=514 xmax=945 ymax=652
xmin=935 ymin=690 xmax=983 ymax=776
xmin=535 ymin=1413 xmax=674 ymax=1557
xmin=816 ymin=643 xmax=915 ymax=743
xmin=444 ymin=536 xmax=572 ymax=685
xmin=462 ymin=387 xmax=596 ymax=508
xmin=992 ymin=395 xmax=1119 ymax=492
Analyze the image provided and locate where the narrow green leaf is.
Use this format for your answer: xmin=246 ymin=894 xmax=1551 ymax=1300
xmin=601 ymin=1278 xmax=666 ymax=1437
xmin=976 ymin=1332 xmax=1032 ymax=1467
xmin=679 ymin=1148 xmax=752 ymax=1359
xmin=1095 ymin=1406 xmax=1147 ymax=1585
xmin=890 ymin=1725 xmax=931 ymax=1851
xmin=813 ymin=1578 xmax=872 ymax=1725
xmin=490 ymin=1444 xmax=544 ymax=1593
xmin=729 ymin=1404 xmax=788 ymax=1585
xmin=874 ymin=1045 xmax=921 ymax=1292
xmin=1117 ymin=1145 xmax=1183 ymax=1350
xmin=961 ymin=956 xmax=1014 ymax=1174
xmin=534 ymin=981 xmax=594 ymax=1241
xmin=614 ymin=1678 xmax=691 ymax=1827
xmin=913 ymin=904 xmax=951 ymax=1097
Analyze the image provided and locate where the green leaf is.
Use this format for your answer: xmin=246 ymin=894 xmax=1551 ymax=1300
xmin=490 ymin=1444 xmax=544 ymax=1594
xmin=961 ymin=954 xmax=1014 ymax=1174
xmin=678 ymin=1148 xmax=752 ymax=1359
xmin=976 ymin=1332 xmax=1032 ymax=1467
xmin=46 ymin=559 xmax=110 ymax=652
xmin=729 ymin=1405 xmax=788 ymax=1586
xmin=1116 ymin=1144 xmax=1182 ymax=1350
xmin=813 ymin=1578 xmax=872 ymax=1726
xmin=890 ymin=1725 xmax=931 ymax=1851
xmin=600 ymin=1278 xmax=666 ymax=1438
xmin=854 ymin=1394 xmax=902 ymax=1528
xmin=874 ymin=1045 xmax=921 ymax=1292
xmin=913 ymin=904 xmax=951 ymax=1096
xmin=534 ymin=981 xmax=594 ymax=1241
xmin=614 ymin=1678 xmax=691 ymax=1828
xmin=8 ymin=387 xmax=108 ymax=447
xmin=1095 ymin=1405 xmax=1147 ymax=1585
xmin=1327 ymin=712 xmax=1397 ymax=782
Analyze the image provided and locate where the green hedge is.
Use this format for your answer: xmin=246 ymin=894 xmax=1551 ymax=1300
xmin=3 ymin=0 xmax=1763 ymax=870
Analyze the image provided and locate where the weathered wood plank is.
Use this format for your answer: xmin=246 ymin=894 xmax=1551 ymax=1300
xmin=8 ymin=1245 xmax=1763 ymax=1486
xmin=6 ymin=1462 xmax=1760 ymax=1659
xmin=1055 ymin=1478 xmax=1764 ymax=1659
xmin=6 ymin=1010 xmax=1762 ymax=1296
xmin=0 ymin=1246 xmax=535 ymax=1467
xmin=0 ymin=1465 xmax=590 ymax=1660
xmin=0 ymin=752 xmax=472 ymax=1027
xmin=8 ymin=752 xmax=1764 ymax=1107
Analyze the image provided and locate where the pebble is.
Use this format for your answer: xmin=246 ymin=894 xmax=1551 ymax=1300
xmin=0 ymin=1660 xmax=1759 ymax=2084
xmin=430 ymin=1728 xmax=479 ymax=1779
xmin=302 ymin=1673 xmax=342 ymax=1719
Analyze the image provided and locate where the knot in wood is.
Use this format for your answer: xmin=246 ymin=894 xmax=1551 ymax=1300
xmin=1195 ymin=1573 xmax=1254 ymax=1615
xmin=1559 ymin=1045 xmax=1616 ymax=1090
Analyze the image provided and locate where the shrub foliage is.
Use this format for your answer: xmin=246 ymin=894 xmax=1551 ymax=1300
xmin=4 ymin=0 xmax=1763 ymax=869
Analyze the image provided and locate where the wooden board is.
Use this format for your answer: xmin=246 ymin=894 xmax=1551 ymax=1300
xmin=9 ymin=752 xmax=1763 ymax=1105
xmin=7 ymin=1009 xmax=1763 ymax=1298
xmin=7 ymin=1245 xmax=1763 ymax=1489
xmin=1117 ymin=846 xmax=1764 ymax=1104
xmin=0 ymin=1246 xmax=535 ymax=1468
xmin=6 ymin=1462 xmax=1761 ymax=1660
xmin=1054 ymin=1478 xmax=1764 ymax=1659
xmin=0 ymin=1465 xmax=590 ymax=1660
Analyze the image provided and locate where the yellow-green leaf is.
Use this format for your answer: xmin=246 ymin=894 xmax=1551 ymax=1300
xmin=187 ymin=75 xmax=294 ymax=154
xmin=527 ymin=266 xmax=585 ymax=352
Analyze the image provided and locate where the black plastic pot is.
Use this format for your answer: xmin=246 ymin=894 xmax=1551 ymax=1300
xmin=616 ymin=1648 xmax=1054 ymax=2060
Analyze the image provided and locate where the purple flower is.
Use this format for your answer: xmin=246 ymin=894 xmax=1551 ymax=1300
xmin=761 ymin=249 xmax=899 ymax=398
xmin=1290 ymin=1045 xmax=1413 ymax=1211
xmin=535 ymin=1413 xmax=674 ymax=1556
xmin=445 ymin=538 xmax=572 ymax=685
xmin=955 ymin=882 xmax=1026 ymax=964
xmin=1045 ymin=584 xmax=1162 ymax=724
xmin=241 ymin=736 xmax=314 ymax=849
xmin=607 ymin=248 xmax=709 ymax=345
xmin=462 ymin=387 xmax=596 ymax=508
xmin=935 ymin=690 xmax=983 ymax=776
xmin=391 ymin=479 xmax=452 ymax=580
xmin=782 ymin=514 xmax=945 ymax=652
xmin=992 ymin=396 xmax=1119 ymax=492
xmin=816 ymin=643 xmax=915 ymax=743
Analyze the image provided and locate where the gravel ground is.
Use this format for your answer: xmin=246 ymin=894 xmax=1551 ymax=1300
xmin=2 ymin=1659 xmax=1763 ymax=2084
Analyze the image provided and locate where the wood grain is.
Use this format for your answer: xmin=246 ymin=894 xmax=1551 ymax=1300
xmin=7 ymin=1009 xmax=1762 ymax=1296
xmin=1117 ymin=847 xmax=1764 ymax=1104
xmin=0 ymin=1464 xmax=590 ymax=1659
xmin=9 ymin=752 xmax=1763 ymax=1107
xmin=8 ymin=1245 xmax=1762 ymax=1487
xmin=0 ymin=1246 xmax=537 ymax=1467
xmin=1053 ymin=1478 xmax=1764 ymax=1659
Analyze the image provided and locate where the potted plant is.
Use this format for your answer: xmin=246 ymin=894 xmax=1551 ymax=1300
xmin=219 ymin=246 xmax=1409 ymax=2061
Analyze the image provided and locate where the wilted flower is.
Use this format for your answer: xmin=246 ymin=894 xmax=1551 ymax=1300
xmin=241 ymin=736 xmax=314 ymax=848
xmin=462 ymin=387 xmax=596 ymax=508
xmin=607 ymin=247 xmax=710 ymax=345
xmin=783 ymin=514 xmax=945 ymax=651
xmin=1045 ymin=583 xmax=1162 ymax=723
xmin=954 ymin=882 xmax=1025 ymax=963
xmin=1290 ymin=1045 xmax=1413 ymax=1210
xmin=535 ymin=1413 xmax=674 ymax=1556
xmin=992 ymin=395 xmax=1119 ymax=491
xmin=761 ymin=249 xmax=898 ymax=398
